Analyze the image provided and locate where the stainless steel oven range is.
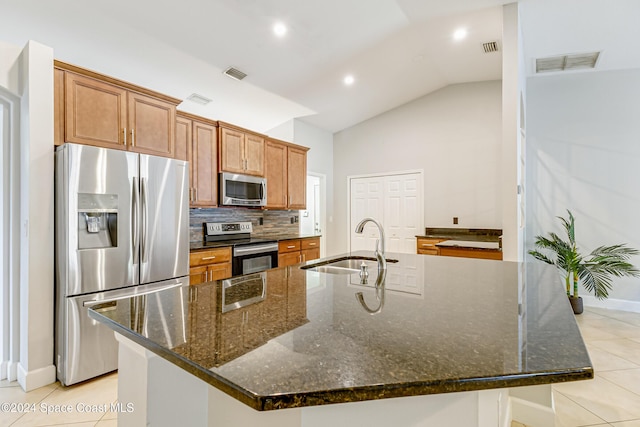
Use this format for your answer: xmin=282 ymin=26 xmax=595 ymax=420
xmin=204 ymin=222 xmax=278 ymax=276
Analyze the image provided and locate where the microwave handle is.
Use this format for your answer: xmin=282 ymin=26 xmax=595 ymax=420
xmin=260 ymin=181 xmax=265 ymax=200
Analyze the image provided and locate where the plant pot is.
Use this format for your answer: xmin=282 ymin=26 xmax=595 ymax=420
xmin=569 ymin=296 xmax=583 ymax=315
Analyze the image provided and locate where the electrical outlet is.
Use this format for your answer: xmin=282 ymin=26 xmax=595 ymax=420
xmin=453 ymin=217 xmax=458 ymax=225
xmin=291 ymin=217 xmax=295 ymax=224
xmin=294 ymin=216 xmax=299 ymax=223
xmin=259 ymin=217 xmax=263 ymax=225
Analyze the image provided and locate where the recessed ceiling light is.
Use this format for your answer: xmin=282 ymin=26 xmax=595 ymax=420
xmin=343 ymin=75 xmax=355 ymax=86
xmin=453 ymin=28 xmax=467 ymax=41
xmin=273 ymin=22 xmax=287 ymax=37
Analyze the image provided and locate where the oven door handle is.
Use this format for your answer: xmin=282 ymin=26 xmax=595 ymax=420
xmin=233 ymin=243 xmax=278 ymax=256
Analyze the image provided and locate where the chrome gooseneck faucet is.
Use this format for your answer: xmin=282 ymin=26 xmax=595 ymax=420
xmin=354 ymin=217 xmax=387 ymax=314
xmin=355 ymin=217 xmax=386 ymax=260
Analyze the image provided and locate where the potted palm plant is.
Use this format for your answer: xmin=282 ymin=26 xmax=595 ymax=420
xmin=528 ymin=210 xmax=640 ymax=314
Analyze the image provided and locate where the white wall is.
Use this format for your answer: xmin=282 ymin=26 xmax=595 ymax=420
xmin=526 ymin=68 xmax=640 ymax=306
xmin=0 ymin=40 xmax=56 ymax=390
xmin=332 ymin=81 xmax=503 ymax=255
xmin=267 ymin=119 xmax=334 ymax=254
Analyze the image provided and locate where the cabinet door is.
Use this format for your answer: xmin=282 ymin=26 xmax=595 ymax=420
xmin=128 ymin=91 xmax=175 ymax=157
xmin=287 ymin=146 xmax=307 ymax=209
xmin=189 ymin=266 xmax=208 ymax=285
xmin=278 ymin=252 xmax=301 ymax=268
xmin=265 ymin=141 xmax=287 ymax=209
xmin=301 ymin=248 xmax=320 ymax=263
xmin=65 ymin=72 xmax=127 ymax=149
xmin=175 ymin=115 xmax=192 ymax=162
xmin=208 ymin=262 xmax=232 ymax=281
xmin=54 ymin=68 xmax=65 ymax=146
xmin=192 ymin=121 xmax=218 ymax=207
xmin=219 ymin=127 xmax=245 ymax=174
xmin=244 ymin=133 xmax=265 ymax=176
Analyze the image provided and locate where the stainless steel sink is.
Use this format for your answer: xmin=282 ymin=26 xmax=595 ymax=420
xmin=300 ymin=255 xmax=398 ymax=275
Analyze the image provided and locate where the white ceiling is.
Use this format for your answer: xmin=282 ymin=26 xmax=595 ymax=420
xmin=1 ymin=0 xmax=639 ymax=134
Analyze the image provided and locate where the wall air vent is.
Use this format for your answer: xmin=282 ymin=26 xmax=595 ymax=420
xmin=186 ymin=93 xmax=212 ymax=105
xmin=536 ymin=51 xmax=600 ymax=73
xmin=223 ymin=67 xmax=248 ymax=81
xmin=482 ymin=41 xmax=499 ymax=53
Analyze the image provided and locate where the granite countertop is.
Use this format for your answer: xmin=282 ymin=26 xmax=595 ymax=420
xmin=89 ymin=252 xmax=593 ymax=411
xmin=190 ymin=234 xmax=322 ymax=251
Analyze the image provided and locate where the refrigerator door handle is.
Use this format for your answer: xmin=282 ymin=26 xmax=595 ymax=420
xmin=82 ymin=281 xmax=184 ymax=307
xmin=132 ymin=176 xmax=139 ymax=259
xmin=141 ymin=177 xmax=148 ymax=262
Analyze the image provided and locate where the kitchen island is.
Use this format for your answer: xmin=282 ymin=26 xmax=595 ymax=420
xmin=89 ymin=252 xmax=592 ymax=427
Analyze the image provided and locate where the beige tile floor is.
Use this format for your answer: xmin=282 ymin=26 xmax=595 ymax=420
xmin=1 ymin=307 xmax=640 ymax=426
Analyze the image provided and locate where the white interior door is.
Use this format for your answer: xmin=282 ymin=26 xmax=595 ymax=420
xmin=349 ymin=171 xmax=423 ymax=255
xmin=385 ymin=174 xmax=421 ymax=253
xmin=350 ymin=177 xmax=384 ymax=252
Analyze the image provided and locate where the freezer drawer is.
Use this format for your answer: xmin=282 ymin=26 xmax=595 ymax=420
xmin=56 ymin=278 xmax=188 ymax=386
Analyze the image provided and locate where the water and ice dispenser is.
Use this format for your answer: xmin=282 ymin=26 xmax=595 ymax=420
xmin=77 ymin=193 xmax=118 ymax=249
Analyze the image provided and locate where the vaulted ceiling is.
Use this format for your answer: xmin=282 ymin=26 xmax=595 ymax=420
xmin=1 ymin=0 xmax=639 ymax=134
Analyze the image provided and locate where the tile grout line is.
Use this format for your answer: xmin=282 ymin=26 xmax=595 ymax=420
xmin=552 ymin=388 xmax=610 ymax=426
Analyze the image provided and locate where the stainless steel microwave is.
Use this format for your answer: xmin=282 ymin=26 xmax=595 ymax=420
xmin=219 ymin=172 xmax=267 ymax=207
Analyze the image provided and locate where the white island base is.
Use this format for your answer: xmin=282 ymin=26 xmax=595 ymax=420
xmin=115 ymin=334 xmax=556 ymax=427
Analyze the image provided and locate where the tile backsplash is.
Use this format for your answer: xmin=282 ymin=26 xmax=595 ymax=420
xmin=189 ymin=208 xmax=300 ymax=241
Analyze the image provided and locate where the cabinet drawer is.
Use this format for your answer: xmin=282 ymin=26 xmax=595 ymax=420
xmin=416 ymin=238 xmax=444 ymax=254
xmin=418 ymin=248 xmax=440 ymax=256
xmin=301 ymin=238 xmax=320 ymax=251
xmin=278 ymin=240 xmax=301 ymax=253
xmin=189 ymin=247 xmax=231 ymax=267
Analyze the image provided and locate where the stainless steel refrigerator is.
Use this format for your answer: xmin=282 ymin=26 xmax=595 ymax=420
xmin=55 ymin=143 xmax=189 ymax=386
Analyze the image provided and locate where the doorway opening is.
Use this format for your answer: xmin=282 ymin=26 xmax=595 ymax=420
xmin=300 ymin=172 xmax=326 ymax=258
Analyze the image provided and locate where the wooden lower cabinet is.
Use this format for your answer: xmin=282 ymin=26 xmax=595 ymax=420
xmin=438 ymin=247 xmax=503 ymax=260
xmin=416 ymin=237 xmax=445 ymax=256
xmin=278 ymin=237 xmax=320 ymax=267
xmin=189 ymin=247 xmax=232 ymax=284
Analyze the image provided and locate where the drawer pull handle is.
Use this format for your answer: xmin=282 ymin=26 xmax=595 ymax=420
xmin=308 ymin=243 xmax=316 ymax=246
xmin=421 ymin=244 xmax=434 ymax=247
xmin=287 ymin=245 xmax=296 ymax=249
xmin=201 ymin=256 xmax=216 ymax=260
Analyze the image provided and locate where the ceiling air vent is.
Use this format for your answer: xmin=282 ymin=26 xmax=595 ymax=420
xmin=186 ymin=93 xmax=212 ymax=105
xmin=223 ymin=67 xmax=247 ymax=81
xmin=482 ymin=41 xmax=499 ymax=53
xmin=536 ymin=52 xmax=600 ymax=73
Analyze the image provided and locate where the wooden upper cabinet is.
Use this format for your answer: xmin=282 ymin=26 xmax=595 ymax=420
xmin=56 ymin=61 xmax=180 ymax=158
xmin=177 ymin=111 xmax=218 ymax=208
xmin=174 ymin=115 xmax=192 ymax=162
xmin=219 ymin=127 xmax=245 ymax=173
xmin=265 ymin=140 xmax=287 ymax=209
xmin=244 ymin=133 xmax=265 ymax=176
xmin=287 ymin=145 xmax=308 ymax=209
xmin=127 ymin=91 xmax=175 ymax=157
xmin=54 ymin=68 xmax=65 ymax=146
xmin=218 ymin=123 xmax=265 ymax=177
xmin=192 ymin=120 xmax=218 ymax=207
xmin=65 ymin=72 xmax=127 ymax=149
xmin=265 ymin=138 xmax=309 ymax=210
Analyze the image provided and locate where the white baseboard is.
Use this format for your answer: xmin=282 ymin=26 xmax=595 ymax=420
xmin=17 ymin=363 xmax=56 ymax=392
xmin=581 ymin=295 xmax=640 ymax=313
